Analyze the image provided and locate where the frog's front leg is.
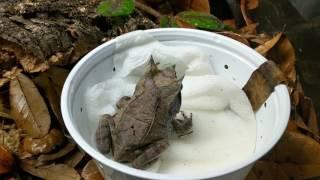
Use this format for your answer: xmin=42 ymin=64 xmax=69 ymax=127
xmin=95 ymin=114 xmax=113 ymax=154
xmin=132 ymin=139 xmax=169 ymax=169
xmin=172 ymin=111 xmax=193 ymax=137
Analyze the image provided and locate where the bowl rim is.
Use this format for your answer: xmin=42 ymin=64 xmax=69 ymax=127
xmin=61 ymin=28 xmax=290 ymax=180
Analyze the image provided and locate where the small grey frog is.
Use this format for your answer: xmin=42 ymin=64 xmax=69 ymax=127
xmin=95 ymin=58 xmax=192 ymax=169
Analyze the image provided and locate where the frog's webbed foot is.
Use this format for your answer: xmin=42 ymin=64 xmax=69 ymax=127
xmin=131 ymin=139 xmax=169 ymax=169
xmin=116 ymin=96 xmax=131 ymax=109
xmin=172 ymin=111 xmax=193 ymax=137
xmin=95 ymin=114 xmax=113 ymax=154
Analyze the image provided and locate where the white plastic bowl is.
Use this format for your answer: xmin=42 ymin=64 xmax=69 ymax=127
xmin=61 ymin=28 xmax=290 ymax=180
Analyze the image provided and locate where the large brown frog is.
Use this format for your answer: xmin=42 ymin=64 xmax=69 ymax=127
xmin=95 ymin=58 xmax=192 ymax=169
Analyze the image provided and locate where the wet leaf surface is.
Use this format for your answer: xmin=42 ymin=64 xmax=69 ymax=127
xmin=10 ymin=74 xmax=51 ymax=138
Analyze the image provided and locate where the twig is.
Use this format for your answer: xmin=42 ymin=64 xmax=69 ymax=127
xmin=135 ymin=1 xmax=162 ymax=19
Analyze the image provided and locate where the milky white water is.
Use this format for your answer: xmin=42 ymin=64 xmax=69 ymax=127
xmin=144 ymin=75 xmax=256 ymax=175
xmin=153 ymin=109 xmax=255 ymax=175
xmin=85 ymin=31 xmax=256 ymax=176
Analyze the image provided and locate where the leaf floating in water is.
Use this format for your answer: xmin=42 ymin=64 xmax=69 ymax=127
xmin=81 ymin=160 xmax=104 ymax=180
xmin=97 ymin=0 xmax=135 ymax=17
xmin=9 ymin=73 xmax=51 ymax=138
xmin=21 ymin=163 xmax=81 ymax=180
xmin=243 ymin=60 xmax=287 ymax=111
xmin=22 ymin=129 xmax=64 ymax=155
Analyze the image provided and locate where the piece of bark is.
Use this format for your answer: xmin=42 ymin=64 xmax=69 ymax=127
xmin=0 ymin=0 xmax=103 ymax=77
xmin=0 ymin=1 xmax=157 ymax=86
xmin=243 ymin=60 xmax=287 ymax=111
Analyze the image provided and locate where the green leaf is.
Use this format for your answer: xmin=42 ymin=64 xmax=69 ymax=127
xmin=160 ymin=16 xmax=178 ymax=28
xmin=97 ymin=0 xmax=134 ymax=17
xmin=176 ymin=11 xmax=225 ymax=31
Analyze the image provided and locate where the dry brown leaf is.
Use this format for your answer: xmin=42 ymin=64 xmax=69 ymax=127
xmin=21 ymin=163 xmax=81 ymax=180
xmin=286 ymin=121 xmax=300 ymax=133
xmin=81 ymin=160 xmax=104 ymax=180
xmin=300 ymin=97 xmax=319 ymax=136
xmin=22 ymin=129 xmax=64 ymax=155
xmin=0 ymin=129 xmax=21 ymax=154
xmin=280 ymin=163 xmax=320 ymax=179
xmin=240 ymin=0 xmax=253 ymax=26
xmin=10 ymin=73 xmax=51 ymax=138
xmin=255 ymin=32 xmax=283 ymax=56
xmin=223 ymin=19 xmax=236 ymax=29
xmin=33 ymin=73 xmax=66 ymax=131
xmin=0 ymin=145 xmax=14 ymax=175
xmin=38 ymin=143 xmax=76 ymax=162
xmin=240 ymin=23 xmax=258 ymax=35
xmin=268 ymin=35 xmax=297 ymax=83
xmin=248 ymin=161 xmax=320 ymax=180
xmin=174 ymin=0 xmax=210 ymax=13
xmin=245 ymin=170 xmax=258 ymax=180
xmin=218 ymin=31 xmax=250 ymax=46
xmin=266 ymin=131 xmax=320 ymax=164
xmin=250 ymin=161 xmax=289 ymax=180
xmin=47 ymin=66 xmax=69 ymax=96
xmin=291 ymin=80 xmax=304 ymax=107
xmin=246 ymin=0 xmax=259 ymax=10
xmin=0 ymin=92 xmax=12 ymax=120
xmin=64 ymin=149 xmax=86 ymax=168
xmin=243 ymin=60 xmax=287 ymax=111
